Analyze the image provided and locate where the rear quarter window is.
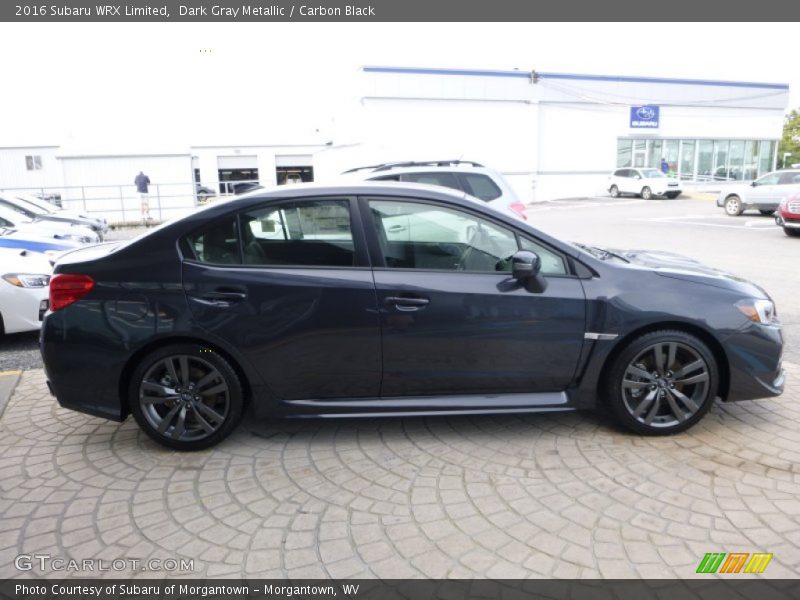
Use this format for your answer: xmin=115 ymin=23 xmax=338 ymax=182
xmin=457 ymin=173 xmax=502 ymax=201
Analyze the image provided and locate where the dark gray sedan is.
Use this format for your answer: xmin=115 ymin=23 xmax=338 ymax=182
xmin=41 ymin=183 xmax=784 ymax=450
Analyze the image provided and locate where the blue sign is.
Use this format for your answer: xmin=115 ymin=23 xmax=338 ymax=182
xmin=630 ymin=105 xmax=659 ymax=128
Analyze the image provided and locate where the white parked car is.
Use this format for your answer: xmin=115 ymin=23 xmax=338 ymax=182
xmin=608 ymin=168 xmax=682 ymax=200
xmin=0 ymin=205 xmax=99 ymax=244
xmin=341 ymin=160 xmax=529 ymax=221
xmin=13 ymin=193 xmax=108 ymax=236
xmin=715 ymin=169 xmax=800 ymax=216
xmin=0 ymin=248 xmax=52 ymax=334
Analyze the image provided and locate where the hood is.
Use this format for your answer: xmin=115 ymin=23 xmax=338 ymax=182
xmin=613 ymin=248 xmax=769 ymax=299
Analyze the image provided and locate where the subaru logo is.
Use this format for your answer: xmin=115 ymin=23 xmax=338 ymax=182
xmin=636 ymin=106 xmax=656 ymax=120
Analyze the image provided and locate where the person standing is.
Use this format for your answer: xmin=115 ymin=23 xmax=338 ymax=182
xmin=135 ymin=170 xmax=151 ymax=221
xmin=660 ymin=157 xmax=669 ymax=174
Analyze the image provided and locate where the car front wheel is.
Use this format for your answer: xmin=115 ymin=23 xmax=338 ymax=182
xmin=640 ymin=187 xmax=652 ymax=200
xmin=129 ymin=343 xmax=244 ymax=450
xmin=724 ymin=195 xmax=743 ymax=216
xmin=609 ymin=185 xmax=620 ymax=198
xmin=605 ymin=330 xmax=718 ymax=435
xmin=784 ymin=227 xmax=800 ymax=237
xmin=760 ymin=210 xmax=774 ymax=216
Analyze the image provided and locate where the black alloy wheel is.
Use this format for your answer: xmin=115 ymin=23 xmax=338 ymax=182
xmin=129 ymin=344 xmax=244 ymax=450
xmin=606 ymin=330 xmax=718 ymax=435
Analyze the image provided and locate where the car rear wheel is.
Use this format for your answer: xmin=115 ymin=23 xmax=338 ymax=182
xmin=640 ymin=187 xmax=652 ymax=200
xmin=609 ymin=185 xmax=620 ymax=198
xmin=784 ymin=227 xmax=800 ymax=237
xmin=129 ymin=343 xmax=244 ymax=450
xmin=605 ymin=330 xmax=718 ymax=435
xmin=724 ymin=195 xmax=743 ymax=216
xmin=665 ymin=192 xmax=680 ymax=199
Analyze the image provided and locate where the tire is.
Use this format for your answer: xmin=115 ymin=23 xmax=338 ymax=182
xmin=609 ymin=185 xmax=620 ymax=198
xmin=604 ymin=330 xmax=718 ymax=436
xmin=640 ymin=187 xmax=652 ymax=200
xmin=760 ymin=210 xmax=774 ymax=216
xmin=724 ymin=195 xmax=743 ymax=216
xmin=665 ymin=193 xmax=680 ymax=199
xmin=784 ymin=227 xmax=800 ymax=237
xmin=128 ymin=343 xmax=244 ymax=450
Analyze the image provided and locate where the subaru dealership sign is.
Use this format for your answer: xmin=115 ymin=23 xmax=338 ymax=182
xmin=630 ymin=105 xmax=660 ymax=128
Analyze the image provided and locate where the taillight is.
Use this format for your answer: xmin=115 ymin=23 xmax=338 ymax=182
xmin=49 ymin=274 xmax=95 ymax=311
xmin=510 ymin=202 xmax=528 ymax=221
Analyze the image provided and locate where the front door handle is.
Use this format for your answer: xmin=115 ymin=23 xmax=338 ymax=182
xmin=384 ymin=296 xmax=429 ymax=311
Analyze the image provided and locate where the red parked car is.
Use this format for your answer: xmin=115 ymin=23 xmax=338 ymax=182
xmin=775 ymin=192 xmax=800 ymax=237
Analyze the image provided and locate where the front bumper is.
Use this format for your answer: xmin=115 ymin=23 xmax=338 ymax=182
xmin=723 ymin=322 xmax=785 ymax=402
xmin=775 ymin=213 xmax=800 ymax=228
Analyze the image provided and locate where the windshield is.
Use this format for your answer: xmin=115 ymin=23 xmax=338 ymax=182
xmin=10 ymin=196 xmax=48 ymax=215
xmin=14 ymin=195 xmax=55 ymax=214
xmin=639 ymin=169 xmax=665 ymax=178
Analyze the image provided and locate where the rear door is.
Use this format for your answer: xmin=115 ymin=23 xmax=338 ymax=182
xmin=181 ymin=197 xmax=381 ymax=400
xmin=362 ymin=196 xmax=586 ymax=397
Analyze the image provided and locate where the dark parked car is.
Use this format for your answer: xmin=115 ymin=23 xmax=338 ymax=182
xmin=41 ymin=184 xmax=785 ymax=450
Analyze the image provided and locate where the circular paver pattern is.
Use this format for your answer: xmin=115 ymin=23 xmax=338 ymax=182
xmin=0 ymin=367 xmax=798 ymax=579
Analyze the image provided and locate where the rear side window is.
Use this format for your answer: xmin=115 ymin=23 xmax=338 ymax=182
xmin=400 ymin=172 xmax=461 ymax=192
xmin=614 ymin=169 xmax=627 ymax=177
xmin=187 ymin=216 xmax=240 ymax=264
xmin=457 ymin=173 xmax=502 ymax=201
xmin=779 ymin=172 xmax=800 ymax=185
xmin=239 ymin=200 xmax=355 ymax=267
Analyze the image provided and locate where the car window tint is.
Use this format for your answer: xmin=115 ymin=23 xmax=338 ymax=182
xmin=458 ymin=173 xmax=502 ymax=201
xmin=369 ymin=199 xmax=518 ymax=273
xmin=757 ymin=173 xmax=781 ymax=185
xmin=371 ymin=175 xmax=401 ymax=182
xmin=518 ymin=237 xmax=568 ymax=276
xmin=778 ymin=172 xmax=800 ymax=185
xmin=400 ymin=172 xmax=461 ymax=192
xmin=187 ymin=216 xmax=240 ymax=265
xmin=240 ymin=200 xmax=355 ymax=267
xmin=614 ymin=169 xmax=626 ymax=177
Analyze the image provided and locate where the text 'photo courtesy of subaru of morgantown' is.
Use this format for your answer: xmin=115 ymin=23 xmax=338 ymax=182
xmin=40 ymin=183 xmax=784 ymax=450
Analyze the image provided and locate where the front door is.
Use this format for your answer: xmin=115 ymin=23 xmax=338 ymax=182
xmin=363 ymin=197 xmax=586 ymax=397
xmin=182 ymin=197 xmax=381 ymax=400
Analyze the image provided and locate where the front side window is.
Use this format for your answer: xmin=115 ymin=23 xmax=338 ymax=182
xmin=369 ymin=199 xmax=518 ymax=273
xmin=458 ymin=173 xmax=502 ymax=201
xmin=755 ymin=173 xmax=781 ymax=186
xmin=240 ymin=199 xmax=355 ymax=267
xmin=779 ymin=172 xmax=800 ymax=185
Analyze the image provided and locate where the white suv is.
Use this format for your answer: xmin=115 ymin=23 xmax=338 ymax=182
xmin=608 ymin=168 xmax=682 ymax=200
xmin=342 ymin=161 xmax=528 ymax=221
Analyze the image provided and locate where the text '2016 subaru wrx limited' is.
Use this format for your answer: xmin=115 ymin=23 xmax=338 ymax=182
xmin=41 ymin=183 xmax=784 ymax=450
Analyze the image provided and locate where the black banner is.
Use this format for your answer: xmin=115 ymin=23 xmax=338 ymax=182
xmin=3 ymin=0 xmax=800 ymax=21
xmin=3 ymin=580 xmax=800 ymax=600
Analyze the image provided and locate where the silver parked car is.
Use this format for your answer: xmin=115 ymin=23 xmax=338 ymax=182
xmin=716 ymin=169 xmax=800 ymax=216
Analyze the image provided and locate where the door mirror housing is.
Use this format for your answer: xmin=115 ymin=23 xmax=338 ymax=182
xmin=751 ymin=180 xmax=758 ymax=187
xmin=511 ymin=250 xmax=548 ymax=293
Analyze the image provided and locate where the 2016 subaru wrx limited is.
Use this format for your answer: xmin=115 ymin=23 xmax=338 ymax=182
xmin=41 ymin=183 xmax=784 ymax=450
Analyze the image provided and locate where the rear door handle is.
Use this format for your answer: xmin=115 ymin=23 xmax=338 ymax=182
xmin=202 ymin=291 xmax=247 ymax=301
xmin=384 ymin=296 xmax=429 ymax=311
xmin=191 ymin=289 xmax=247 ymax=307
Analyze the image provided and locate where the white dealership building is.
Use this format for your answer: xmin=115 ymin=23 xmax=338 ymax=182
xmin=0 ymin=65 xmax=789 ymax=220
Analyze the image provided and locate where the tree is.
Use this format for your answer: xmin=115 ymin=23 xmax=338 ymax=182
xmin=778 ymin=108 xmax=800 ymax=168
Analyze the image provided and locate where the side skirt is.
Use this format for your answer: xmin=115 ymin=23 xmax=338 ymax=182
xmin=273 ymin=391 xmax=574 ymax=418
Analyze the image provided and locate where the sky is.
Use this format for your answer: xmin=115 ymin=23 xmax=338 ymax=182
xmin=0 ymin=22 xmax=796 ymax=148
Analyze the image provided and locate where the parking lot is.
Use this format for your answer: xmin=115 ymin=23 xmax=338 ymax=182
xmin=0 ymin=194 xmax=798 ymax=579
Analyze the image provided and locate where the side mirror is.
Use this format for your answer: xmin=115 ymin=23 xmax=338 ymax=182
xmin=751 ymin=181 xmax=757 ymax=187
xmin=511 ymin=250 xmax=548 ymax=293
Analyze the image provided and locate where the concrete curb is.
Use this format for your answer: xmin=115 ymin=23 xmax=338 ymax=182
xmin=0 ymin=370 xmax=21 ymax=419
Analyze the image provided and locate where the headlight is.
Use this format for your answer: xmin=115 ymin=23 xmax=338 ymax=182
xmin=2 ymin=273 xmax=50 ymax=288
xmin=736 ymin=299 xmax=778 ymax=324
xmin=58 ymin=233 xmax=93 ymax=243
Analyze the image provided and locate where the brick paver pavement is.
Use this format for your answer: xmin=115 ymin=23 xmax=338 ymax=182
xmin=1 ymin=367 xmax=798 ymax=579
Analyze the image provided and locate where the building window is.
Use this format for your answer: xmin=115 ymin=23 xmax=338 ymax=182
xmin=276 ymin=166 xmax=314 ymax=186
xmin=25 ymin=155 xmax=42 ymax=170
